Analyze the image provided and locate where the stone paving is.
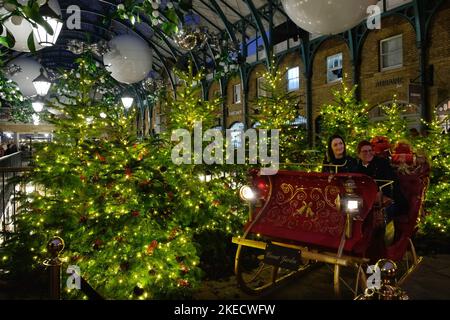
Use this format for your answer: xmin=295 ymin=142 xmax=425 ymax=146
xmin=193 ymin=254 xmax=450 ymax=300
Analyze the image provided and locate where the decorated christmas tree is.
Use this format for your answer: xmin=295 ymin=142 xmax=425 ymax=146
xmin=368 ymin=98 xmax=410 ymax=143
xmin=1 ymin=54 xmax=247 ymax=299
xmin=319 ymin=83 xmax=450 ymax=248
xmin=318 ymin=82 xmax=369 ymax=155
xmin=251 ymin=64 xmax=307 ymax=163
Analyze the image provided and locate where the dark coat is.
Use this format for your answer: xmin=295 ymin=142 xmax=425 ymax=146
xmin=322 ymin=156 xmax=358 ymax=173
xmin=356 ymin=156 xmax=408 ymax=214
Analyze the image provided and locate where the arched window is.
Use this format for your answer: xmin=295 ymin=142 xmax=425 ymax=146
xmin=229 ymin=122 xmax=245 ymax=148
xmin=437 ymin=99 xmax=450 ymax=133
xmin=368 ymin=101 xmax=420 ymax=128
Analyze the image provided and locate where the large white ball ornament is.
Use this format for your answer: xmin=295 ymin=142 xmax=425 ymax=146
xmin=6 ymin=57 xmax=46 ymax=97
xmin=0 ymin=7 xmax=42 ymax=52
xmin=282 ymin=0 xmax=378 ymax=35
xmin=0 ymin=0 xmax=61 ymax=52
xmin=103 ymin=35 xmax=153 ymax=84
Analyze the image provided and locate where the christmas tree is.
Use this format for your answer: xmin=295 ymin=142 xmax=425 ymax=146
xmin=319 ymin=83 xmax=450 ymax=248
xmin=318 ymin=82 xmax=369 ymax=155
xmin=251 ymin=64 xmax=307 ymax=164
xmin=1 ymin=54 xmax=247 ymax=299
xmin=368 ymin=98 xmax=410 ymax=143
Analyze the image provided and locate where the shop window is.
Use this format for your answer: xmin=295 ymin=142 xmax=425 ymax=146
xmin=287 ymin=67 xmax=300 ymax=91
xmin=327 ymin=53 xmax=343 ymax=83
xmin=380 ymin=34 xmax=403 ymax=70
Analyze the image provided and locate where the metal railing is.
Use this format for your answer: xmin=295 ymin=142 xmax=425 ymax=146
xmin=0 ymin=152 xmax=32 ymax=245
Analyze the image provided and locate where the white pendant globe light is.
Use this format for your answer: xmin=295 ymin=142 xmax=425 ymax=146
xmin=103 ymin=34 xmax=153 ymax=84
xmin=32 ymin=0 xmax=63 ymax=47
xmin=281 ymin=0 xmax=378 ymax=35
xmin=121 ymin=96 xmax=134 ymax=109
xmin=6 ymin=57 xmax=44 ymax=97
xmin=32 ymin=68 xmax=52 ymax=96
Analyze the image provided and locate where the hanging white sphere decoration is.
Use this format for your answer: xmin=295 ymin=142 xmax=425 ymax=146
xmin=281 ymin=0 xmax=378 ymax=35
xmin=0 ymin=0 xmax=62 ymax=52
xmin=1 ymin=15 xmax=44 ymax=52
xmin=103 ymin=34 xmax=153 ymax=84
xmin=6 ymin=57 xmax=46 ymax=97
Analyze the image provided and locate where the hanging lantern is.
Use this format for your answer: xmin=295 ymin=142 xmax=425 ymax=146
xmin=32 ymin=1 xmax=63 ymax=47
xmin=121 ymin=96 xmax=134 ymax=110
xmin=33 ymin=68 xmax=52 ymax=96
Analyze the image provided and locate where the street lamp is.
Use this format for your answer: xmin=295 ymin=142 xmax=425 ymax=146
xmin=32 ymin=68 xmax=51 ymax=96
xmin=121 ymin=96 xmax=134 ymax=110
xmin=32 ymin=2 xmax=63 ymax=47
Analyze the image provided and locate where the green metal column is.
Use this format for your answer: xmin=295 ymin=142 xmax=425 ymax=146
xmin=414 ymin=0 xmax=431 ymax=124
xmin=301 ymin=34 xmax=314 ymax=147
xmin=244 ymin=0 xmax=272 ymax=68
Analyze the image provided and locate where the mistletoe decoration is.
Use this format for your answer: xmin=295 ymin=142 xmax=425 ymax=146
xmin=115 ymin=0 xmax=193 ymax=35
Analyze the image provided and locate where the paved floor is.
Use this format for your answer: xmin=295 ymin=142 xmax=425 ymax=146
xmin=2 ymin=254 xmax=449 ymax=300
xmin=194 ymin=254 xmax=450 ymax=300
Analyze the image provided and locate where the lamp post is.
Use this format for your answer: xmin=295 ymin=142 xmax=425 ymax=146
xmin=32 ymin=2 xmax=63 ymax=47
xmin=32 ymin=68 xmax=51 ymax=96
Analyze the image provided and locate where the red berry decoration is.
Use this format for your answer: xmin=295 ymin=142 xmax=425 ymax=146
xmin=146 ymin=240 xmax=158 ymax=255
xmin=131 ymin=210 xmax=140 ymax=217
xmin=212 ymin=200 xmax=220 ymax=207
xmin=178 ymin=279 xmax=190 ymax=287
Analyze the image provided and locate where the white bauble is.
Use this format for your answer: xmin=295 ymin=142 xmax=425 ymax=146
xmin=6 ymin=57 xmax=46 ymax=97
xmin=103 ymin=34 xmax=153 ymax=84
xmin=281 ymin=0 xmax=378 ymax=35
xmin=1 ymin=0 xmax=61 ymax=52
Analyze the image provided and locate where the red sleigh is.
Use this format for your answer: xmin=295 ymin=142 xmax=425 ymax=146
xmin=232 ymin=156 xmax=430 ymax=297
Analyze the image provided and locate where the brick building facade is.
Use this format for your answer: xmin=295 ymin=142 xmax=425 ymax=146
xmin=153 ymin=0 xmax=450 ymax=141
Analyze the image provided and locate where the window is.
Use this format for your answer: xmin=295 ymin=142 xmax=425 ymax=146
xmin=287 ymin=67 xmax=300 ymax=91
xmin=229 ymin=122 xmax=245 ymax=148
xmin=257 ymin=77 xmax=268 ymax=97
xmin=327 ymin=53 xmax=343 ymax=83
xmin=233 ymin=84 xmax=241 ymax=104
xmin=380 ymin=34 xmax=403 ymax=70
